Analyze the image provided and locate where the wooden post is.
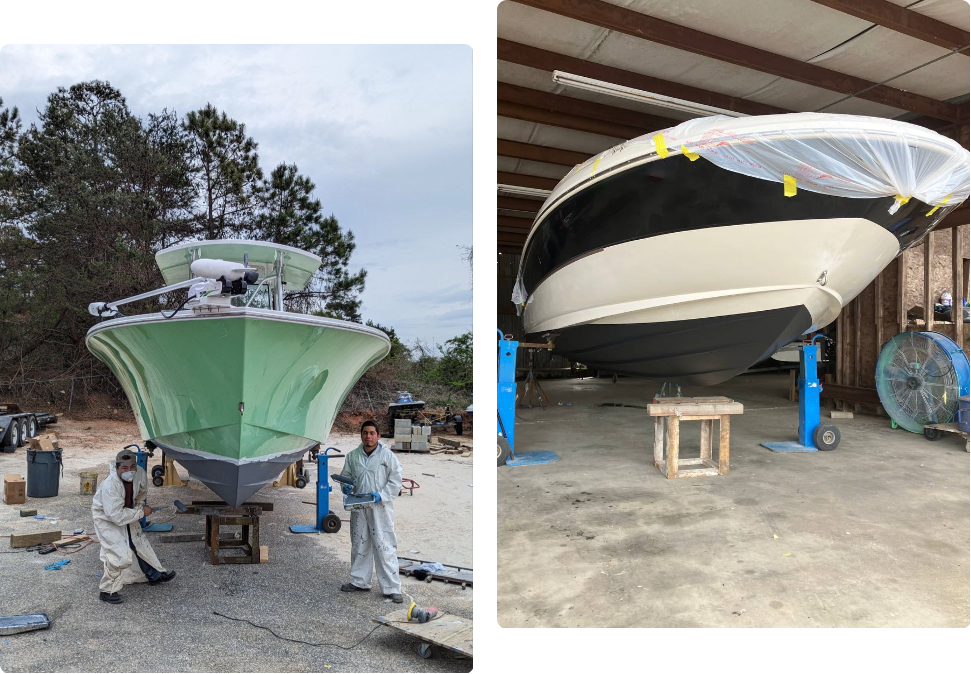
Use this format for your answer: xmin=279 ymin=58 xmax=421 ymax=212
xmin=898 ymin=254 xmax=907 ymax=334
xmin=954 ymin=226 xmax=964 ymax=348
xmin=875 ymin=270 xmax=883 ymax=351
xmin=836 ymin=311 xmax=845 ymax=411
xmin=666 ymin=416 xmax=680 ymax=480
xmin=718 ymin=416 xmax=730 ymax=475
xmin=653 ymin=417 xmax=664 ymax=469
xmin=700 ymin=419 xmax=713 ymax=462
xmin=925 ymin=233 xmax=935 ymax=331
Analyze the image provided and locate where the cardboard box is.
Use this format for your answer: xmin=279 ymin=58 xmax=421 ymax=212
xmin=3 ymin=474 xmax=26 ymax=505
xmin=28 ymin=433 xmax=60 ymax=451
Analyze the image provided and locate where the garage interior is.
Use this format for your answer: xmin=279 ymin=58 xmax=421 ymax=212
xmin=496 ymin=0 xmax=970 ymax=628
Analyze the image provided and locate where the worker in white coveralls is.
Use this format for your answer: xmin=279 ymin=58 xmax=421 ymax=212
xmin=339 ymin=420 xmax=404 ymax=603
xmin=91 ymin=449 xmax=176 ymax=604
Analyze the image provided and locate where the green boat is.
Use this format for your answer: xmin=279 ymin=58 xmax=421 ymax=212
xmin=86 ymin=240 xmax=390 ymax=506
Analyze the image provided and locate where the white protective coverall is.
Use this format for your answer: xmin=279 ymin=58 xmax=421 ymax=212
xmin=340 ymin=442 xmax=403 ymax=594
xmin=91 ymin=464 xmax=167 ymax=593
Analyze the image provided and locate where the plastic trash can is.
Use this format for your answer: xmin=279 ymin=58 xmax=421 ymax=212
xmin=26 ymin=449 xmax=63 ymax=498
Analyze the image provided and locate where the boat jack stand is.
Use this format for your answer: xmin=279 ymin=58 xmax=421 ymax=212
xmin=498 ymin=329 xmax=560 ymax=467
xmin=761 ymin=336 xmax=841 ymax=453
xmin=289 ymin=447 xmax=344 ymax=534
xmin=134 ymin=445 xmax=174 ymax=532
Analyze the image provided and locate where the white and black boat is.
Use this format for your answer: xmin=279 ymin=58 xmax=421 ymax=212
xmin=513 ymin=113 xmax=970 ymax=386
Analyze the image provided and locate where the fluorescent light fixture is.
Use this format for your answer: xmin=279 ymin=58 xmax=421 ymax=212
xmin=552 ymin=71 xmax=747 ymax=118
xmin=497 ymin=184 xmax=552 ymax=199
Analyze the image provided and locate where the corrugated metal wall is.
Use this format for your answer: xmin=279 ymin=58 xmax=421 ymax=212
xmin=498 ymin=252 xmax=573 ymax=376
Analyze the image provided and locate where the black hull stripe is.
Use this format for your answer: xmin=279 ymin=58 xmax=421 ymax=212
xmin=520 ymin=157 xmax=956 ymax=296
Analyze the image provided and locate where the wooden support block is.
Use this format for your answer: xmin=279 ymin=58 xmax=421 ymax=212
xmin=666 ymin=417 xmax=680 ymax=480
xmin=789 ymin=369 xmax=797 ymax=402
xmin=653 ymin=416 xmax=663 ymax=469
xmin=700 ymin=419 xmax=713 ymax=462
xmin=19 ymin=508 xmax=37 ymax=517
xmin=718 ymin=416 xmax=730 ymax=475
xmin=10 ymin=531 xmax=62 ymax=548
xmin=259 ymin=545 xmax=269 ymax=564
xmin=51 ymin=535 xmax=89 ymax=546
xmin=159 ymin=533 xmax=205 ymax=543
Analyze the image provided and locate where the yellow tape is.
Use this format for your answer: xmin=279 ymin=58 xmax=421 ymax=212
xmin=783 ymin=174 xmax=797 ymax=197
xmin=894 ymin=195 xmax=911 ymax=205
xmin=926 ymin=193 xmax=951 ymax=217
xmin=681 ymin=144 xmax=699 ymax=161
xmin=653 ymin=133 xmax=669 ymax=159
xmin=590 ymin=156 xmax=602 ymax=176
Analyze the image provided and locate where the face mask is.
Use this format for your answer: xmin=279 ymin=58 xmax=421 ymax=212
xmin=121 ymin=471 xmax=135 ymax=482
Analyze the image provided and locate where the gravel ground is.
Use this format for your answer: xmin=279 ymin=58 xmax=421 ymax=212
xmin=0 ymin=419 xmax=473 ymax=672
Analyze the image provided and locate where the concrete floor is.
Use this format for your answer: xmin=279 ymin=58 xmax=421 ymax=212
xmin=498 ymin=372 xmax=969 ymax=628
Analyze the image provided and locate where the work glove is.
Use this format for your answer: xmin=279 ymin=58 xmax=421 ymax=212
xmin=341 ymin=483 xmax=353 ymax=495
xmin=371 ymin=493 xmax=382 ymax=503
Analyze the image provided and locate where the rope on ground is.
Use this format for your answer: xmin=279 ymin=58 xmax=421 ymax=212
xmin=212 ymin=611 xmax=384 ymax=649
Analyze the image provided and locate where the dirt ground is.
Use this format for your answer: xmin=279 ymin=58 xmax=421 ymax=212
xmin=2 ymin=418 xmax=473 ymax=568
xmin=0 ymin=417 xmax=473 ymax=672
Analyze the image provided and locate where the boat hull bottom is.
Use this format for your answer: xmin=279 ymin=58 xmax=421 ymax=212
xmin=536 ymin=305 xmax=813 ymax=386
xmin=153 ymin=440 xmax=315 ymax=507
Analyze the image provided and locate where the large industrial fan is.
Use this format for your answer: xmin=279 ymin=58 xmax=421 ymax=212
xmin=875 ymin=332 xmax=970 ymax=434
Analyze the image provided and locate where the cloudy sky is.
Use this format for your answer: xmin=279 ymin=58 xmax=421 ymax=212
xmin=0 ymin=44 xmax=472 ymax=347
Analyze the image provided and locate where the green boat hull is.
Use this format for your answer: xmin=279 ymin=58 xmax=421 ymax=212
xmin=86 ymin=309 xmax=389 ymax=504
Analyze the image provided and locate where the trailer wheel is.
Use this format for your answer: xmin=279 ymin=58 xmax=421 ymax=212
xmin=322 ymin=513 xmax=341 ymax=534
xmin=497 ymin=436 xmax=511 ymax=467
xmin=27 ymin=416 xmax=37 ymax=438
xmin=9 ymin=421 xmax=20 ymax=448
xmin=295 ymin=476 xmax=307 ymax=489
xmin=151 ymin=465 xmax=165 ymax=479
xmin=152 ymin=476 xmax=164 ymax=487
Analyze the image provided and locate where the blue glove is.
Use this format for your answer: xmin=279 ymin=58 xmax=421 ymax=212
xmin=341 ymin=483 xmax=353 ymax=495
xmin=371 ymin=492 xmax=382 ymax=503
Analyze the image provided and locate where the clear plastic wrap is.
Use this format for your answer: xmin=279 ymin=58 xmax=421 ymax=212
xmin=658 ymin=113 xmax=970 ymax=208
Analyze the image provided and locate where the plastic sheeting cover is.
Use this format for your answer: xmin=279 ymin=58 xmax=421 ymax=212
xmin=653 ymin=113 xmax=970 ymax=207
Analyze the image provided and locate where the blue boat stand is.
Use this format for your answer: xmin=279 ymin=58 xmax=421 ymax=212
xmin=132 ymin=444 xmax=174 ymax=532
xmin=761 ymin=336 xmax=840 ymax=453
xmin=498 ymin=328 xmax=560 ymax=467
xmin=290 ymin=447 xmax=344 ymax=534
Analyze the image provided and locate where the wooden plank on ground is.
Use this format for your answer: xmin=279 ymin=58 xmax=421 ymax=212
xmin=10 ymin=531 xmax=62 ymax=548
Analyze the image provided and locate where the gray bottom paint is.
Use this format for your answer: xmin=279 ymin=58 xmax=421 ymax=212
xmin=153 ymin=440 xmax=315 ymax=506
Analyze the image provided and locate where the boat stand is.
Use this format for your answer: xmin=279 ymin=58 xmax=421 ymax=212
xmin=133 ymin=445 xmax=173 ymax=532
xmin=761 ymin=337 xmax=841 ymax=453
xmin=179 ymin=500 xmax=272 ymax=565
xmin=497 ymin=330 xmax=560 ymax=467
xmin=289 ymin=447 xmax=344 ymax=534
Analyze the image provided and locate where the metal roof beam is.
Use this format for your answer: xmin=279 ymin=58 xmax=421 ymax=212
xmin=498 ymin=138 xmax=592 ymax=166
xmin=498 ymin=171 xmax=561 ymax=191
xmin=809 ymin=0 xmax=970 ymax=54
xmin=498 ymin=195 xmax=543 ymax=213
xmin=499 ymin=38 xmax=785 ymax=117
xmin=499 ymin=100 xmax=639 ymax=138
xmin=510 ymin=0 xmax=962 ymax=122
xmin=499 ymin=82 xmax=679 ymax=132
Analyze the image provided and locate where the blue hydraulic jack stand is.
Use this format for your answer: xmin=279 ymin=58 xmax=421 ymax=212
xmin=130 ymin=443 xmax=174 ymax=532
xmin=497 ymin=329 xmax=560 ymax=467
xmin=761 ymin=336 xmax=841 ymax=453
xmin=289 ymin=447 xmax=344 ymax=534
